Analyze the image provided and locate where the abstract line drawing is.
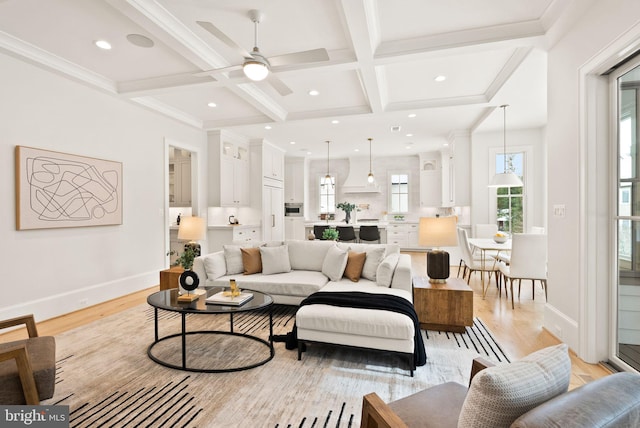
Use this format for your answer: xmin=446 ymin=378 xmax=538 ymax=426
xmin=15 ymin=146 xmax=122 ymax=230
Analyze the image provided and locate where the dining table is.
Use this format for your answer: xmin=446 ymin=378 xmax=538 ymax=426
xmin=467 ymin=238 xmax=512 ymax=298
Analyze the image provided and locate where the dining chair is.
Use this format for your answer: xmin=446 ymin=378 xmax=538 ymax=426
xmin=457 ymin=228 xmax=499 ymax=289
xmin=336 ymin=226 xmax=357 ymax=242
xmin=313 ymin=225 xmax=329 ymax=240
xmin=497 ymin=233 xmax=547 ymax=309
xmin=358 ymin=225 xmax=380 ymax=243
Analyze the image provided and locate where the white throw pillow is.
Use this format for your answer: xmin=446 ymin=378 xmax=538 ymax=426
xmin=321 ymin=244 xmax=349 ymax=281
xmin=361 ymin=247 xmax=386 ymax=281
xmin=458 ymin=344 xmax=571 ymax=428
xmin=260 ymin=245 xmax=292 ymax=275
xmin=376 ymin=253 xmax=399 ymax=287
xmin=223 ymin=245 xmax=244 ymax=275
xmin=203 ymin=253 xmax=226 ymax=280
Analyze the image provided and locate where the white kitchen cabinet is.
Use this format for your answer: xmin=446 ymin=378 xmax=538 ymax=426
xmin=285 ymin=217 xmax=306 ymax=240
xmin=208 ymin=131 xmax=250 ymax=207
xmin=263 ymin=185 xmax=284 ymax=241
xmin=441 ymin=151 xmax=455 ymax=207
xmin=263 ymin=143 xmax=284 ymax=181
xmin=387 ymin=222 xmax=424 ymax=250
xmin=169 ymin=151 xmax=192 ymax=207
xmin=207 ymin=225 xmax=262 ymax=252
xmin=285 ymin=159 xmax=306 ymax=203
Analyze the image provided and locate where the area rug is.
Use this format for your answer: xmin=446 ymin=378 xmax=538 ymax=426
xmin=43 ymin=304 xmax=509 ymax=427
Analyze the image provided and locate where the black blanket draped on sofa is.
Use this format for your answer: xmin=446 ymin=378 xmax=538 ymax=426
xmin=278 ymin=291 xmax=427 ymax=367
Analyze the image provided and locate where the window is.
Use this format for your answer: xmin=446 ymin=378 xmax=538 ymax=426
xmin=390 ymin=173 xmax=409 ymax=213
xmin=495 ymin=153 xmax=524 ymax=233
xmin=319 ymin=175 xmax=335 ymax=214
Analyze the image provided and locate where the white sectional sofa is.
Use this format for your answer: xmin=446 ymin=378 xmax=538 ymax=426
xmin=192 ymin=239 xmax=422 ymax=375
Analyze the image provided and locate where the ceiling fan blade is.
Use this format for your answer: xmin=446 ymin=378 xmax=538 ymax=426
xmin=194 ymin=64 xmax=242 ymax=77
xmin=196 ymin=21 xmax=253 ymax=59
xmin=267 ymin=74 xmax=293 ymax=97
xmin=268 ymin=48 xmax=329 ymax=68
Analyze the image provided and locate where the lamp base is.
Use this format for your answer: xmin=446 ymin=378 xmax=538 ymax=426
xmin=427 ymin=250 xmax=450 ymax=283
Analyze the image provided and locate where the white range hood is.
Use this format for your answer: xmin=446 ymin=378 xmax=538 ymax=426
xmin=342 ymin=157 xmax=380 ymax=193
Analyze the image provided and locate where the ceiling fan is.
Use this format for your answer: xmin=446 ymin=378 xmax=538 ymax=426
xmin=196 ymin=9 xmax=329 ymax=96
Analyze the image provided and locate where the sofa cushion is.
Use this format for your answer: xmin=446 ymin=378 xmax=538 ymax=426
xmin=458 ymin=343 xmax=571 ymax=428
xmin=202 ymin=252 xmax=227 ymax=281
xmin=241 ymin=247 xmax=262 ymax=275
xmin=286 ymin=240 xmax=335 ymax=271
xmin=322 ymin=244 xmax=349 ymax=281
xmin=362 ymin=247 xmax=386 ymax=281
xmin=260 ymin=245 xmax=292 ymax=275
xmin=376 ymin=253 xmax=399 ymax=287
xmin=344 ymin=251 xmax=366 ymax=282
xmin=211 ymin=271 xmax=328 ymax=298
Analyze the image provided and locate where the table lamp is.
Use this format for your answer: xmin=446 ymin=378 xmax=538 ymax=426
xmin=178 ymin=216 xmax=206 ymax=257
xmin=419 ymin=216 xmax=458 ymax=283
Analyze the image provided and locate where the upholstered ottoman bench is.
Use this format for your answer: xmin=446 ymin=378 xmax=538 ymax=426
xmin=295 ymin=282 xmax=422 ymax=376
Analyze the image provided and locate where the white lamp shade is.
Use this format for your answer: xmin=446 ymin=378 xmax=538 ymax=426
xmin=488 ymin=172 xmax=523 ymax=188
xmin=178 ymin=216 xmax=206 ymax=241
xmin=418 ymin=216 xmax=458 ymax=247
xmin=243 ymin=61 xmax=269 ymax=81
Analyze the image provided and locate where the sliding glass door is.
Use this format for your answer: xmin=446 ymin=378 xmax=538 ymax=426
xmin=614 ymin=60 xmax=640 ymax=371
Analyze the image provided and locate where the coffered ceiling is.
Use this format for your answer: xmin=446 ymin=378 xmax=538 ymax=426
xmin=0 ymin=0 xmax=563 ymax=158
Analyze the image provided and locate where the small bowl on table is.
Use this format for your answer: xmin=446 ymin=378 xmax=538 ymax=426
xmin=493 ymin=234 xmax=509 ymax=244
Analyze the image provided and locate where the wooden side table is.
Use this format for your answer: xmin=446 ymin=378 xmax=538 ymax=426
xmin=159 ymin=266 xmax=184 ymax=290
xmin=412 ymin=277 xmax=473 ymax=333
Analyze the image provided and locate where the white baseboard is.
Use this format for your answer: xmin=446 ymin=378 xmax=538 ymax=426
xmin=0 ymin=271 xmax=158 ymax=323
xmin=544 ymin=303 xmax=580 ymax=356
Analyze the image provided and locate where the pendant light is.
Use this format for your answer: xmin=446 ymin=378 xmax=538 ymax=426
xmin=489 ymin=104 xmax=523 ymax=188
xmin=325 ymin=140 xmax=334 ymax=187
xmin=367 ymin=137 xmax=375 ymax=183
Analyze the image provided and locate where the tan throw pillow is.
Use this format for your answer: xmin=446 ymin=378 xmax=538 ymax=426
xmin=240 ymin=247 xmax=262 ymax=275
xmin=458 ymin=344 xmax=571 ymax=428
xmin=344 ymin=251 xmax=366 ymax=282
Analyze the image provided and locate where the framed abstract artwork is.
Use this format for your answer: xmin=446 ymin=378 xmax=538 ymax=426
xmin=15 ymin=146 xmax=123 ymax=230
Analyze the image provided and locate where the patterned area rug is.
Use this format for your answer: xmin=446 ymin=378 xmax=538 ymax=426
xmin=45 ymin=304 xmax=509 ymax=427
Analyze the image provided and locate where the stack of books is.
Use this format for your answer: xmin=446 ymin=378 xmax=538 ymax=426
xmin=205 ymin=291 xmax=253 ymax=306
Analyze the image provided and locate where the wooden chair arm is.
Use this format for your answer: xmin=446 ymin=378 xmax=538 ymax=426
xmin=0 ymin=344 xmax=40 ymax=404
xmin=361 ymin=392 xmax=408 ymax=428
xmin=0 ymin=314 xmax=39 ymax=338
xmin=469 ymin=357 xmax=495 ymax=386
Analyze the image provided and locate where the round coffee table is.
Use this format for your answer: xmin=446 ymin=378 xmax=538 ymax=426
xmin=147 ymin=287 xmax=274 ymax=373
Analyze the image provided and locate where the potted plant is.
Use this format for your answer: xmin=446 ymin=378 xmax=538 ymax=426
xmin=322 ymin=228 xmax=339 ymax=241
xmin=168 ymin=246 xmax=197 ymax=270
xmin=337 ymin=202 xmax=356 ymax=224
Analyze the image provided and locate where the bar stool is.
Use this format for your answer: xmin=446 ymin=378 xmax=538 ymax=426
xmin=358 ymin=225 xmax=380 ymax=243
xmin=337 ymin=226 xmax=357 ymax=242
xmin=314 ymin=225 xmax=329 ymax=240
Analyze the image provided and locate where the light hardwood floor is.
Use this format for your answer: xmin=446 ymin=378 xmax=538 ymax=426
xmin=3 ymin=252 xmax=611 ymax=389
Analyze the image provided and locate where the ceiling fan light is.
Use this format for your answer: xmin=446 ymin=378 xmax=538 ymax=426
xmin=243 ymin=61 xmax=269 ymax=81
xmin=488 ymin=172 xmax=523 ymax=187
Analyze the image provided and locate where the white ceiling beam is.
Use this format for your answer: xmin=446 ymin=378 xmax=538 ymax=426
xmin=485 ymin=47 xmax=533 ymax=101
xmin=131 ymin=96 xmax=202 ymax=128
xmin=338 ymin=0 xmax=385 ymax=114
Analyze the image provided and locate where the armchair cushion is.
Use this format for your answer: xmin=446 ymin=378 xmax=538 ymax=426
xmin=0 ymin=336 xmax=56 ymax=404
xmin=458 ymin=343 xmax=570 ymax=428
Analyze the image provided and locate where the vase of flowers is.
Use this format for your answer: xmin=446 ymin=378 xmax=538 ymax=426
xmin=337 ymin=202 xmax=356 ymax=224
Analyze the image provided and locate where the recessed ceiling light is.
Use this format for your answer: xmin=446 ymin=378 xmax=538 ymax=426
xmin=308 ymin=89 xmax=319 ymax=96
xmin=406 ymin=145 xmax=412 ymax=149
xmin=331 ymin=120 xmax=339 ymax=124
xmin=408 ymin=113 xmax=417 ymax=118
xmin=207 ymin=102 xmax=217 ymax=107
xmin=434 ymin=75 xmax=446 ymax=82
xmin=265 ymin=125 xmax=272 ymax=130
xmin=443 ymin=143 xmax=449 ymax=146
xmin=290 ymin=141 xmax=296 ymax=145
xmin=354 ymin=148 xmax=360 ymax=152
xmin=94 ymin=40 xmax=112 ymax=50
xmin=406 ymin=133 xmax=413 ymax=137
xmin=306 ymin=151 xmax=312 ymax=155
xmin=126 ymin=34 xmax=154 ymax=48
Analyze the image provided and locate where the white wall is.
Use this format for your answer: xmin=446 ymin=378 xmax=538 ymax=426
xmin=471 ymin=127 xmax=546 ymax=231
xmin=0 ymin=52 xmax=206 ymax=322
xmin=546 ymin=0 xmax=640 ymax=361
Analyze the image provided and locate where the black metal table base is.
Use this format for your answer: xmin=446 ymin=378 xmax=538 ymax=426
xmin=148 ymin=307 xmax=274 ymax=373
